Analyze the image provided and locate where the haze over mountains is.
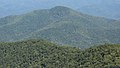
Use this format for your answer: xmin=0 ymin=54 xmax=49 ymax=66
xmin=1 ymin=1 xmax=120 ymax=67
xmin=78 ymin=0 xmax=120 ymax=20
xmin=0 ymin=0 xmax=120 ymax=19
xmin=0 ymin=6 xmax=120 ymax=48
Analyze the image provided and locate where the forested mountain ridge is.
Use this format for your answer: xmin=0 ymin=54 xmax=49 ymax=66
xmin=0 ymin=40 xmax=120 ymax=68
xmin=0 ymin=6 xmax=120 ymax=48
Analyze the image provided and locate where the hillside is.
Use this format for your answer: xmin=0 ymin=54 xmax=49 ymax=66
xmin=80 ymin=44 xmax=120 ymax=67
xmin=0 ymin=40 xmax=120 ymax=68
xmin=0 ymin=6 xmax=120 ymax=48
xmin=0 ymin=40 xmax=80 ymax=68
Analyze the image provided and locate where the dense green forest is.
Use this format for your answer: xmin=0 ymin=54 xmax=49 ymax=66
xmin=0 ymin=6 xmax=120 ymax=48
xmin=0 ymin=39 xmax=120 ymax=68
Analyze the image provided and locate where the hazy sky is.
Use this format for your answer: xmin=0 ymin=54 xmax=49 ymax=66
xmin=0 ymin=0 xmax=117 ymax=8
xmin=0 ymin=0 xmax=119 ymax=9
xmin=0 ymin=0 xmax=120 ymax=18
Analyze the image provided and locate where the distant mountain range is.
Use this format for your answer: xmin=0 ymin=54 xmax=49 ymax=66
xmin=0 ymin=0 xmax=120 ymax=19
xmin=0 ymin=6 xmax=120 ymax=48
xmin=78 ymin=0 xmax=120 ymax=20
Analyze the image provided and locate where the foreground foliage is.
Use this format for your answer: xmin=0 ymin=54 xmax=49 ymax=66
xmin=0 ymin=40 xmax=120 ymax=68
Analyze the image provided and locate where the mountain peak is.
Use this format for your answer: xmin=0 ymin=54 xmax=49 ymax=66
xmin=50 ymin=6 xmax=73 ymax=17
xmin=51 ymin=6 xmax=71 ymax=10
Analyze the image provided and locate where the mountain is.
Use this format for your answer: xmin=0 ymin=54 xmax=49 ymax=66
xmin=0 ymin=6 xmax=120 ymax=48
xmin=0 ymin=40 xmax=120 ymax=68
xmin=0 ymin=0 xmax=120 ymax=19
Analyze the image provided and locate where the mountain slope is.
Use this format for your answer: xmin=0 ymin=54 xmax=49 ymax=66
xmin=0 ymin=40 xmax=120 ymax=68
xmin=0 ymin=6 xmax=120 ymax=48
